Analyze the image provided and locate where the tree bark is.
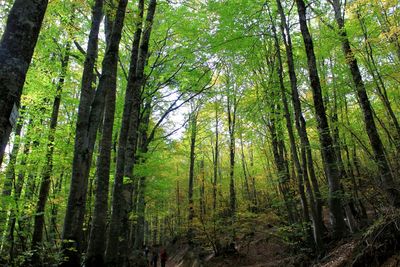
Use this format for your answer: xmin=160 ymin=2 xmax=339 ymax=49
xmin=212 ymin=103 xmax=219 ymax=211
xmin=61 ymin=0 xmax=128 ymax=265
xmin=295 ymin=0 xmax=347 ymax=238
xmin=105 ymin=0 xmax=156 ymax=262
xmin=85 ymin=19 xmax=118 ymax=266
xmin=187 ymin=109 xmax=198 ymax=244
xmin=0 ymin=0 xmax=48 ymax=166
xmin=104 ymin=0 xmax=145 ymax=261
xmin=330 ymin=0 xmax=400 ymax=207
xmin=227 ymin=84 xmax=237 ymax=216
xmin=133 ymin=102 xmax=151 ymax=250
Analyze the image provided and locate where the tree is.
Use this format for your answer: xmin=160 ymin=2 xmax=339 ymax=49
xmin=0 ymin=0 xmax=48 ymax=166
xmin=295 ymin=0 xmax=347 ymax=238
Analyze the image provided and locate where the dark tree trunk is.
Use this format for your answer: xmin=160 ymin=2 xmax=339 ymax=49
xmin=104 ymin=0 xmax=147 ymax=262
xmin=199 ymin=159 xmax=206 ymax=219
xmin=85 ymin=18 xmax=118 ymax=266
xmin=212 ymin=104 xmax=219 ymax=211
xmin=187 ymin=109 xmax=198 ymax=244
xmin=133 ymin=102 xmax=151 ymax=250
xmin=268 ymin=7 xmax=322 ymax=248
xmin=295 ymin=0 xmax=347 ymax=238
xmin=0 ymin=0 xmax=48 ymax=166
xmin=106 ymin=0 xmax=157 ymax=263
xmin=276 ymin=0 xmax=326 ymax=243
xmin=227 ymin=87 xmax=237 ymax=216
xmin=61 ymin=0 xmax=128 ymax=265
xmin=356 ymin=10 xmax=400 ymax=154
xmin=330 ymin=0 xmax=400 ymax=207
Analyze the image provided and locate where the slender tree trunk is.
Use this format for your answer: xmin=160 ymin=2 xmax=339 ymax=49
xmin=133 ymin=102 xmax=151 ymax=250
xmin=0 ymin=0 xmax=48 ymax=166
xmin=270 ymin=9 xmax=323 ymax=248
xmin=330 ymin=0 xmax=400 ymax=207
xmin=227 ymin=87 xmax=237 ymax=216
xmin=187 ymin=109 xmax=197 ymax=244
xmin=199 ymin=159 xmax=206 ymax=219
xmin=239 ymin=131 xmax=251 ymax=203
xmin=31 ymin=42 xmax=70 ymax=265
xmin=212 ymin=104 xmax=219 ymax=211
xmin=105 ymin=1 xmax=155 ymax=262
xmin=295 ymin=0 xmax=347 ymax=237
xmin=6 ymin=120 xmax=32 ymax=261
xmin=268 ymin=105 xmax=296 ymax=224
xmin=276 ymin=0 xmax=325 ymax=241
xmin=357 ymin=10 xmax=400 ymax=152
xmin=60 ymin=0 xmax=104 ymax=261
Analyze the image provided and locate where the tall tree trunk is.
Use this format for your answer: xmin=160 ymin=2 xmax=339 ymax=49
xmin=330 ymin=0 xmax=400 ymax=207
xmin=212 ymin=103 xmax=219 ymax=211
xmin=199 ymin=159 xmax=206 ymax=219
xmin=187 ymin=109 xmax=197 ymax=244
xmin=269 ymin=7 xmax=322 ymax=248
xmin=0 ymin=0 xmax=48 ymax=166
xmin=356 ymin=10 xmax=400 ymax=153
xmin=268 ymin=103 xmax=296 ymax=224
xmin=276 ymin=0 xmax=325 ymax=242
xmin=295 ymin=0 xmax=347 ymax=238
xmin=85 ymin=24 xmax=118 ymax=266
xmin=106 ymin=0 xmax=157 ymax=263
xmin=227 ymin=86 xmax=237 ymax=216
xmin=61 ymin=0 xmax=129 ymax=265
xmin=239 ymin=130 xmax=251 ymax=203
xmin=133 ymin=102 xmax=151 ymax=250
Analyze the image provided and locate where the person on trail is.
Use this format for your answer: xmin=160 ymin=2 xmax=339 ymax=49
xmin=151 ymin=249 xmax=158 ymax=267
xmin=144 ymin=245 xmax=150 ymax=265
xmin=160 ymin=248 xmax=168 ymax=267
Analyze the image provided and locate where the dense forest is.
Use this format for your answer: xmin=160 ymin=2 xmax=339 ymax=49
xmin=0 ymin=0 xmax=400 ymax=266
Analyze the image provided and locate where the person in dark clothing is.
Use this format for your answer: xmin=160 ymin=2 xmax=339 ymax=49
xmin=160 ymin=248 xmax=168 ymax=267
xmin=144 ymin=246 xmax=150 ymax=265
xmin=151 ymin=249 xmax=158 ymax=267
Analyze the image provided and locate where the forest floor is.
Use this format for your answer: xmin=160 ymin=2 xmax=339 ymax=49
xmin=164 ymin=211 xmax=400 ymax=267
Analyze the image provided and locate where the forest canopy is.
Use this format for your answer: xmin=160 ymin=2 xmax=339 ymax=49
xmin=0 ymin=0 xmax=400 ymax=266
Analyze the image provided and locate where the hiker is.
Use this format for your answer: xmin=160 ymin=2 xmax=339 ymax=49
xmin=144 ymin=245 xmax=150 ymax=265
xmin=151 ymin=249 xmax=158 ymax=267
xmin=160 ymin=248 xmax=168 ymax=267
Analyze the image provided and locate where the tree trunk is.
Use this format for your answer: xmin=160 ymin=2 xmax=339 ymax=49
xmin=330 ymin=0 xmax=400 ymax=207
xmin=356 ymin=10 xmax=400 ymax=154
xmin=85 ymin=26 xmax=118 ymax=266
xmin=227 ymin=86 xmax=237 ymax=216
xmin=276 ymin=0 xmax=325 ymax=243
xmin=212 ymin=104 xmax=219 ymax=211
xmin=31 ymin=41 xmax=70 ymax=265
xmin=269 ymin=7 xmax=322 ymax=248
xmin=187 ymin=109 xmax=197 ymax=244
xmin=104 ymin=0 xmax=151 ymax=262
xmin=295 ymin=0 xmax=347 ymax=238
xmin=61 ymin=0 xmax=129 ymax=265
xmin=0 ymin=0 xmax=48 ymax=166
xmin=133 ymin=102 xmax=151 ymax=250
